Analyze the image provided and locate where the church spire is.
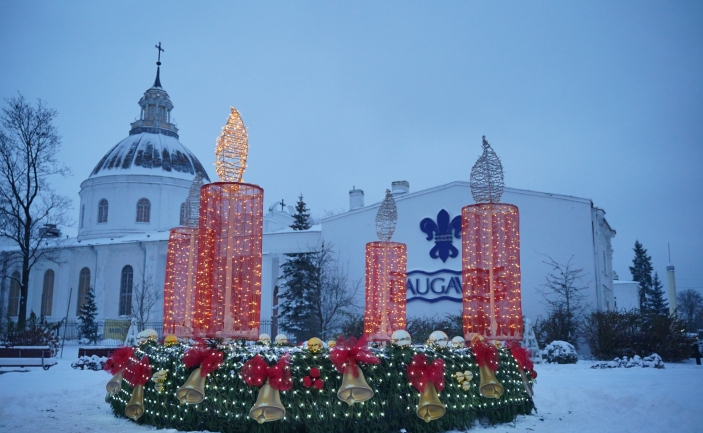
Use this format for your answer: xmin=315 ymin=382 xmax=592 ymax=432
xmin=153 ymin=42 xmax=164 ymax=88
xmin=128 ymin=42 xmax=178 ymax=138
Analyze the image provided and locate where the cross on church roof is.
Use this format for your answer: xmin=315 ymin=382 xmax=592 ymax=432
xmin=280 ymin=199 xmax=285 ymax=211
xmin=153 ymin=42 xmax=164 ymax=88
xmin=155 ymin=42 xmax=164 ymax=65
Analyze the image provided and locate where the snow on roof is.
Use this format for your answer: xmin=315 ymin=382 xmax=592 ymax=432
xmin=89 ymin=132 xmax=210 ymax=182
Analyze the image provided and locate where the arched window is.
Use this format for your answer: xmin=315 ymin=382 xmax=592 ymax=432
xmin=98 ymin=199 xmax=108 ymax=223
xmin=179 ymin=202 xmax=187 ymax=225
xmin=41 ymin=269 xmax=55 ymax=317
xmin=136 ymin=198 xmax=150 ymax=223
xmin=8 ymin=271 xmax=21 ymax=317
xmin=119 ymin=265 xmax=133 ymax=316
xmin=80 ymin=204 xmax=85 ymax=229
xmin=76 ymin=267 xmax=91 ymax=314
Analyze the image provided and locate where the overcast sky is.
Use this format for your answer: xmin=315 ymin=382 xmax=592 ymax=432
xmin=1 ymin=1 xmax=702 ymax=295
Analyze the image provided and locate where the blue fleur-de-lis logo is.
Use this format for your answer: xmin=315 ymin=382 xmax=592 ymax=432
xmin=420 ymin=209 xmax=462 ymax=262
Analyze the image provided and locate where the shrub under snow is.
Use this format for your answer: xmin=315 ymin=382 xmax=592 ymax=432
xmin=71 ymin=355 xmax=107 ymax=371
xmin=541 ymin=340 xmax=578 ymax=364
xmin=591 ymin=354 xmax=665 ymax=369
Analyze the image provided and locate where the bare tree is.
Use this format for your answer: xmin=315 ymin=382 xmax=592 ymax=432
xmin=0 ymin=94 xmax=71 ymax=328
xmin=131 ymin=275 xmax=162 ymax=332
xmin=677 ymin=289 xmax=703 ymax=332
xmin=535 ymin=255 xmax=589 ymax=347
xmin=310 ymin=245 xmax=361 ymax=340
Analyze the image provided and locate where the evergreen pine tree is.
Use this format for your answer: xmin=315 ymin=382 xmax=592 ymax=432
xmin=290 ymin=194 xmax=312 ymax=230
xmin=77 ymin=287 xmax=99 ymax=345
xmin=647 ymin=272 xmax=668 ymax=316
xmin=278 ymin=253 xmax=315 ymax=341
xmin=629 ymin=240 xmax=653 ymax=312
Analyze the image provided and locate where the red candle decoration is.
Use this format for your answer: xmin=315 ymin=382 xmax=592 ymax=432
xmin=364 ymin=241 xmax=407 ymax=342
xmin=461 ymin=203 xmax=522 ymax=341
xmin=163 ymin=226 xmax=199 ymax=337
xmin=193 ymin=182 xmax=263 ymax=340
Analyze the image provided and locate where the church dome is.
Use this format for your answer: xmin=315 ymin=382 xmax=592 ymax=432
xmin=88 ymin=66 xmax=210 ymax=182
xmin=78 ymin=58 xmax=210 ymax=240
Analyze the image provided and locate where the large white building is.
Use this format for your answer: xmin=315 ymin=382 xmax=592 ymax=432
xmin=0 ymin=65 xmax=617 ymax=339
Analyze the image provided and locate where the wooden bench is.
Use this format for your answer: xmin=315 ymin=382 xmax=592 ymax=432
xmin=78 ymin=347 xmax=117 ymax=358
xmin=0 ymin=346 xmax=57 ymax=370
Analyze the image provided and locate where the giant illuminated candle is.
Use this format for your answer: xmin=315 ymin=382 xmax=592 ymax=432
xmin=163 ymin=174 xmax=204 ymax=337
xmin=192 ymin=108 xmax=263 ymax=340
xmin=163 ymin=227 xmax=199 ymax=337
xmin=364 ymin=190 xmax=407 ymax=341
xmin=462 ymin=137 xmax=522 ymax=341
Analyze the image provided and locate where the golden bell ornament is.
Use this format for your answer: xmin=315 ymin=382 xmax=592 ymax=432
xmin=125 ymin=384 xmax=145 ymax=421
xmin=249 ymin=380 xmax=286 ymax=424
xmin=106 ymin=371 xmax=123 ymax=395
xmin=337 ymin=365 xmax=374 ymax=405
xmin=478 ymin=364 xmax=504 ymax=399
xmin=416 ymin=382 xmax=446 ymax=423
xmin=520 ymin=369 xmax=533 ymax=397
xmin=176 ymin=367 xmax=206 ymax=405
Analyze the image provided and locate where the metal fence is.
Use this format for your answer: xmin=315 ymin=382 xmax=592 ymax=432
xmin=55 ymin=319 xmax=274 ymax=348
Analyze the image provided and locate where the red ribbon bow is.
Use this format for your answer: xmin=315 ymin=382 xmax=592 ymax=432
xmin=506 ymin=341 xmax=534 ymax=372
xmin=472 ymin=339 xmax=499 ymax=372
xmin=407 ymin=353 xmax=445 ymax=393
xmin=329 ymin=336 xmax=380 ymax=377
xmin=103 ymin=347 xmax=135 ymax=375
xmin=123 ymin=355 xmax=152 ymax=386
xmin=240 ymin=355 xmax=293 ymax=391
xmin=183 ymin=347 xmax=224 ymax=377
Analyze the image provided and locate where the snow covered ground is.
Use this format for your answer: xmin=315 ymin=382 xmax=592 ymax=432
xmin=1 ymin=349 xmax=701 ymax=433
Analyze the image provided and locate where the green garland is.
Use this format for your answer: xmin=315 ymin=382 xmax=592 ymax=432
xmin=107 ymin=341 xmax=535 ymax=433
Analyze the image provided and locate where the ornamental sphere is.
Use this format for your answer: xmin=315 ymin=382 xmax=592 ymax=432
xmin=137 ymin=328 xmax=158 ymax=344
xmin=275 ymin=334 xmax=288 ymax=345
xmin=390 ymin=330 xmax=412 ymax=347
xmin=427 ymin=331 xmax=449 ymax=348
xmin=451 ymin=336 xmax=466 ymax=348
xmin=164 ymin=335 xmax=179 ymax=347
xmin=307 ymin=337 xmax=323 ymax=353
xmin=327 ymin=340 xmax=336 ymax=349
xmin=259 ymin=333 xmax=271 ymax=345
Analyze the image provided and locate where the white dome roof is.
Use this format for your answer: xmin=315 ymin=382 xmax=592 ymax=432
xmin=89 ymin=131 xmax=210 ymax=181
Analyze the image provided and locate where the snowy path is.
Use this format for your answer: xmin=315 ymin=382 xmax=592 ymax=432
xmin=1 ymin=356 xmax=701 ymax=433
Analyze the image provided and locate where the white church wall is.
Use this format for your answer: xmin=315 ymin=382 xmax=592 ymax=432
xmin=321 ymin=182 xmax=610 ymax=324
xmin=78 ymin=175 xmax=190 ymax=240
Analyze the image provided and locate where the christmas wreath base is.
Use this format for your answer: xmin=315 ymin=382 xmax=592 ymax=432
xmin=107 ymin=342 xmax=535 ymax=433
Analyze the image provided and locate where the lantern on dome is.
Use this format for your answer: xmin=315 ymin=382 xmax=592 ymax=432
xmin=461 ymin=136 xmax=522 ymax=341
xmin=163 ymin=174 xmax=203 ymax=337
xmin=364 ymin=189 xmax=407 ymax=342
xmin=192 ymin=107 xmax=263 ymax=340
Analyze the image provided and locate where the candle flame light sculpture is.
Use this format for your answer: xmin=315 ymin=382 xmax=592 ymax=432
xmin=364 ymin=189 xmax=407 ymax=342
xmin=462 ymin=137 xmax=522 ymax=341
xmin=192 ymin=107 xmax=263 ymax=339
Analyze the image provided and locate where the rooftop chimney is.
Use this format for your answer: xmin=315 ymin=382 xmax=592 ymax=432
xmin=391 ymin=180 xmax=409 ymax=196
xmin=349 ymin=187 xmax=364 ymax=210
